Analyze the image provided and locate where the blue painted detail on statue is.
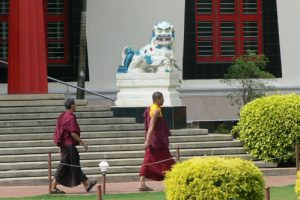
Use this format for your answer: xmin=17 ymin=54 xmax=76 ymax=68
xmin=144 ymin=55 xmax=153 ymax=65
xmin=134 ymin=50 xmax=140 ymax=56
xmin=155 ymin=45 xmax=172 ymax=50
xmin=117 ymin=65 xmax=128 ymax=73
xmin=124 ymin=53 xmax=134 ymax=68
xmin=125 ymin=47 xmax=133 ymax=54
xmin=117 ymin=47 xmax=134 ymax=73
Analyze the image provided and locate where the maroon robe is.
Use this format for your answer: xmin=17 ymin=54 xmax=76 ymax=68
xmin=140 ymin=107 xmax=176 ymax=181
xmin=53 ymin=111 xmax=80 ymax=147
xmin=53 ymin=111 xmax=87 ymax=187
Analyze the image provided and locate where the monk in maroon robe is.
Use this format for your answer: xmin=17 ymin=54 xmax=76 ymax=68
xmin=52 ymin=98 xmax=96 ymax=194
xmin=139 ymin=92 xmax=176 ymax=191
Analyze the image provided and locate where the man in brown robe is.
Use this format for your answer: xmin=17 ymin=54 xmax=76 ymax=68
xmin=139 ymin=92 xmax=176 ymax=191
xmin=52 ymin=98 xmax=96 ymax=194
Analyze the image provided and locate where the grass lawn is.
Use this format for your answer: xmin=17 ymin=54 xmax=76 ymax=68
xmin=0 ymin=185 xmax=297 ymax=200
xmin=271 ymin=185 xmax=297 ymax=200
xmin=0 ymin=192 xmax=166 ymax=200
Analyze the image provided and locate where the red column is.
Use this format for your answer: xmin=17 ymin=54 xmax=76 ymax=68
xmin=8 ymin=0 xmax=48 ymax=94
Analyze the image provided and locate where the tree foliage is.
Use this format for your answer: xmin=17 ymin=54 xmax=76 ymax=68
xmin=221 ymin=51 xmax=275 ymax=107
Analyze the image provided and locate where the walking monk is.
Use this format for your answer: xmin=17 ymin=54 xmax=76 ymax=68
xmin=139 ymin=92 xmax=176 ymax=191
xmin=52 ymin=98 xmax=96 ymax=194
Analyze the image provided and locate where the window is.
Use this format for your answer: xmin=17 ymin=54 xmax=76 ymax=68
xmin=195 ymin=0 xmax=263 ymax=63
xmin=183 ymin=0 xmax=282 ymax=79
xmin=45 ymin=0 xmax=69 ymax=64
xmin=0 ymin=0 xmax=70 ymax=64
xmin=0 ymin=0 xmax=8 ymax=61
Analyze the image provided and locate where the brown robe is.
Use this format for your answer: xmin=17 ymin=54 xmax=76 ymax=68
xmin=139 ymin=107 xmax=176 ymax=181
xmin=53 ymin=111 xmax=87 ymax=187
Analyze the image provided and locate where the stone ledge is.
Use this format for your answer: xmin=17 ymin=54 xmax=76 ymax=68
xmin=112 ymin=106 xmax=187 ymax=129
xmin=0 ymin=94 xmax=64 ymax=101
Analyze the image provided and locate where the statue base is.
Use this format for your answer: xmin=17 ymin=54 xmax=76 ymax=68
xmin=114 ymin=72 xmax=186 ymax=129
xmin=112 ymin=106 xmax=186 ymax=129
xmin=115 ymin=72 xmax=182 ymax=107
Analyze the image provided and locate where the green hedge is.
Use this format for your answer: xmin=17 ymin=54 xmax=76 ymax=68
xmin=232 ymin=94 xmax=300 ymax=162
xmin=295 ymin=171 xmax=300 ymax=199
xmin=164 ymin=157 xmax=264 ymax=200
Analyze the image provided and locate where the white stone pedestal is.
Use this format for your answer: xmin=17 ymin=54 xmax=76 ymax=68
xmin=115 ymin=72 xmax=182 ymax=107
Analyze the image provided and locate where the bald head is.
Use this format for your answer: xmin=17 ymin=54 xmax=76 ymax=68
xmin=64 ymin=98 xmax=75 ymax=110
xmin=152 ymin=92 xmax=164 ymax=106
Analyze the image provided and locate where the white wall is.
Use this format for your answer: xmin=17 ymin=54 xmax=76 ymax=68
xmin=276 ymin=0 xmax=300 ymax=86
xmin=85 ymin=0 xmax=300 ymax=95
xmin=86 ymin=0 xmax=185 ymax=91
xmin=2 ymin=0 xmax=299 ymax=96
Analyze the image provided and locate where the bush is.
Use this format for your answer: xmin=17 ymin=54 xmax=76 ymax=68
xmin=221 ymin=51 xmax=275 ymax=107
xmin=164 ymin=157 xmax=265 ymax=200
xmin=215 ymin=123 xmax=231 ymax=134
xmin=232 ymin=94 xmax=300 ymax=163
xmin=295 ymin=171 xmax=300 ymax=199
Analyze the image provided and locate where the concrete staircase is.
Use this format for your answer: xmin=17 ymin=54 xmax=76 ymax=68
xmin=0 ymin=94 xmax=295 ymax=186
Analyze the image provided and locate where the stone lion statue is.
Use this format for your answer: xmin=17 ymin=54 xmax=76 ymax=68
xmin=118 ymin=21 xmax=180 ymax=73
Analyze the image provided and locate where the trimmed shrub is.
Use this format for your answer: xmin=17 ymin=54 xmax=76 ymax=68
xmin=164 ymin=157 xmax=264 ymax=200
xmin=232 ymin=94 xmax=300 ymax=163
xmin=215 ymin=123 xmax=231 ymax=134
xmin=295 ymin=171 xmax=300 ymax=199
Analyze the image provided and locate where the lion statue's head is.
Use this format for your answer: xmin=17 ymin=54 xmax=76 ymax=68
xmin=151 ymin=21 xmax=175 ymax=48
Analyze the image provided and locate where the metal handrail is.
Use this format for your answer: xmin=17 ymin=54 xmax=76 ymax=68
xmin=0 ymin=60 xmax=8 ymax=65
xmin=0 ymin=60 xmax=115 ymax=101
xmin=47 ymin=76 xmax=116 ymax=101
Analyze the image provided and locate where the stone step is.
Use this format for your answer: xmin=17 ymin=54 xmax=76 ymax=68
xmin=0 ymin=161 xmax=278 ymax=179
xmin=0 ymin=173 xmax=140 ymax=186
xmin=0 ymin=94 xmax=64 ymax=101
xmin=0 ymin=156 xmax=276 ymax=172
xmin=254 ymin=161 xmax=278 ymax=168
xmin=0 ymin=129 xmax=208 ymax=141
xmin=0 ymin=167 xmax=295 ymax=186
xmin=0 ymin=105 xmax=111 ymax=114
xmin=0 ymin=154 xmax=255 ymax=171
xmin=0 ymin=166 xmax=140 ymax=179
xmin=0 ymin=141 xmax=243 ymax=155
xmin=0 ymin=94 xmax=285 ymax=186
xmin=0 ymin=135 xmax=235 ymax=148
xmin=0 ymin=99 xmax=88 ymax=108
xmin=0 ymin=118 xmax=136 ymax=128
xmin=0 ymin=123 xmax=144 ymax=134
xmin=261 ymin=168 xmax=296 ymax=176
xmin=0 ymin=111 xmax=114 ymax=121
xmin=0 ymin=147 xmax=246 ymax=163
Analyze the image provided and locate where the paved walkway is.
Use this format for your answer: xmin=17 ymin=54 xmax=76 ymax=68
xmin=0 ymin=176 xmax=296 ymax=199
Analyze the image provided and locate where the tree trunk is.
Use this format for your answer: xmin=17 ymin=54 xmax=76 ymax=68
xmin=76 ymin=0 xmax=87 ymax=99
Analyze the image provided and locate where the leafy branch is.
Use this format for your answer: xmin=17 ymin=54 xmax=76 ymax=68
xmin=221 ymin=51 xmax=276 ymax=107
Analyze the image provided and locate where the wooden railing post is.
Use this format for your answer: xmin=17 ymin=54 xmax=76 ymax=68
xmin=176 ymin=147 xmax=180 ymax=162
xmin=265 ymin=187 xmax=270 ymax=200
xmin=97 ymin=184 xmax=103 ymax=200
xmin=48 ymin=152 xmax=52 ymax=194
